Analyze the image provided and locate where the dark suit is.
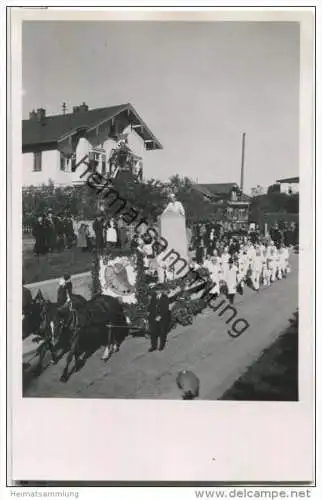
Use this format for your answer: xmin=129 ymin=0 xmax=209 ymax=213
xmin=148 ymin=292 xmax=171 ymax=351
xmin=22 ymin=286 xmax=33 ymax=315
xmin=32 ymin=221 xmax=48 ymax=255
xmin=56 ymin=282 xmax=73 ymax=325
xmin=93 ymin=218 xmax=105 ymax=252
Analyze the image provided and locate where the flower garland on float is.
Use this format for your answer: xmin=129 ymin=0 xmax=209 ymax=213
xmin=91 ymin=246 xmax=212 ymax=331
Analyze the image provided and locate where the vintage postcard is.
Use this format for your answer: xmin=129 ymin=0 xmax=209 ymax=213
xmin=6 ymin=6 xmax=315 ymax=485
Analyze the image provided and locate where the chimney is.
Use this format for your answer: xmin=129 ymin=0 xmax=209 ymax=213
xmin=29 ymin=108 xmax=46 ymax=122
xmin=73 ymin=102 xmax=89 ymax=113
xmin=240 ymin=132 xmax=246 ymax=193
xmin=29 ymin=109 xmax=37 ymax=120
xmin=37 ymin=108 xmax=46 ymax=121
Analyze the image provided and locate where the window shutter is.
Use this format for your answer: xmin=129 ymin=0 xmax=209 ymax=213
xmin=60 ymin=152 xmax=66 ymax=171
xmin=33 ymin=152 xmax=42 ymax=172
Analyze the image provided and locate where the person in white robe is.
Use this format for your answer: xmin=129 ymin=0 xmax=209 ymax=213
xmin=221 ymin=246 xmax=230 ymax=283
xmin=155 ymin=255 xmax=167 ymax=283
xmin=252 ymin=249 xmax=263 ymax=291
xmin=247 ymin=243 xmax=256 ymax=265
xmin=226 ymin=258 xmax=238 ymax=304
xmin=246 ymin=244 xmax=255 ymax=284
xmin=262 ymin=251 xmax=271 ymax=287
xmin=283 ymin=245 xmax=291 ymax=275
xmin=203 ymin=255 xmax=212 ymax=271
xmin=106 ymin=219 xmax=118 ymax=249
xmin=160 ymin=193 xmax=188 ymax=268
xmin=276 ymin=248 xmax=283 ymax=280
xmin=237 ymin=250 xmax=248 ymax=292
xmin=163 ymin=193 xmax=185 ymax=216
xmin=270 ymin=244 xmax=278 ymax=282
xmin=141 ymin=241 xmax=154 ymax=274
xmin=258 ymin=240 xmax=266 ymax=257
xmin=205 ymin=256 xmax=221 ymax=297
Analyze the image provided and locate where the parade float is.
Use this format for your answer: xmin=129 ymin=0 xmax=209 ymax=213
xmin=92 ymin=245 xmax=211 ymax=333
xmin=92 ymin=153 xmax=212 ymax=332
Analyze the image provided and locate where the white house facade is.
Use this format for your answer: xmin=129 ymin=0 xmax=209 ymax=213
xmin=277 ymin=182 xmax=299 ymax=195
xmin=22 ymin=103 xmax=162 ymax=188
xmin=276 ymin=177 xmax=299 ymax=195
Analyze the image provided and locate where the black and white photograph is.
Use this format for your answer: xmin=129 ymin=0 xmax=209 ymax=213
xmin=21 ymin=18 xmax=301 ymax=400
xmin=6 ymin=6 xmax=316 ymax=486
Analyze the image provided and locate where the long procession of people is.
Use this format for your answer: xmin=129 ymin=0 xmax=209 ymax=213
xmin=23 ymin=213 xmax=296 ymax=389
xmin=196 ymin=236 xmax=291 ymax=305
xmin=135 ymin=221 xmax=294 ymax=306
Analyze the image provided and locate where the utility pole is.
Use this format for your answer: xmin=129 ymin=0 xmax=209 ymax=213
xmin=240 ymin=132 xmax=246 ymax=193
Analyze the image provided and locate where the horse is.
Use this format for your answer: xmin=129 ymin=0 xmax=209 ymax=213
xmin=22 ymin=289 xmax=58 ymax=376
xmin=23 ymin=288 xmax=87 ymax=377
xmin=50 ymin=292 xmax=88 ymax=361
xmin=22 ymin=287 xmax=45 ymax=340
xmin=60 ymin=294 xmax=129 ymax=383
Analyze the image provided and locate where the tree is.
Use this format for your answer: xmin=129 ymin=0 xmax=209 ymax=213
xmin=249 ymin=190 xmax=299 ymax=224
xmin=250 ymin=185 xmax=265 ymax=197
xmin=110 ymin=176 xmax=169 ymax=221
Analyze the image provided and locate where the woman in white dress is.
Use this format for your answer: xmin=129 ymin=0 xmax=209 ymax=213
xmin=226 ymin=258 xmax=238 ymax=304
xmin=271 ymin=244 xmax=278 ymax=282
xmin=262 ymin=250 xmax=271 ymax=287
xmin=106 ymin=219 xmax=118 ymax=251
xmin=205 ymin=256 xmax=221 ymax=298
xmin=221 ymin=246 xmax=230 ymax=283
xmin=284 ymin=245 xmax=291 ymax=275
xmin=276 ymin=248 xmax=282 ymax=280
xmin=77 ymin=222 xmax=89 ymax=251
xmin=267 ymin=244 xmax=277 ymax=283
xmin=237 ymin=250 xmax=248 ymax=293
xmin=252 ymin=249 xmax=263 ymax=291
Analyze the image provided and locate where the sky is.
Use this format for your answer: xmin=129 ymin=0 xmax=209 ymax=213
xmin=22 ymin=21 xmax=300 ymax=193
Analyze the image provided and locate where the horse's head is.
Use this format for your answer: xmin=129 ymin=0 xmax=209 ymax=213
xmin=22 ymin=289 xmax=47 ymax=337
xmin=34 ymin=288 xmax=44 ymax=301
xmin=37 ymin=299 xmax=54 ymax=339
xmin=31 ymin=292 xmax=57 ymax=343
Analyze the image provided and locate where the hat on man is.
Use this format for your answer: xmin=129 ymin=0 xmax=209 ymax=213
xmin=150 ymin=283 xmax=167 ymax=293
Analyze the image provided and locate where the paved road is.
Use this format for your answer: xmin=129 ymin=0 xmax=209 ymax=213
xmin=24 ymin=255 xmax=298 ymax=400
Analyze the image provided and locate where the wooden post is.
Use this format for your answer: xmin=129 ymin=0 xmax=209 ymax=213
xmin=240 ymin=132 xmax=246 ymax=193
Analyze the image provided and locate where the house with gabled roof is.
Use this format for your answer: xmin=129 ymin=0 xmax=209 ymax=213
xmin=22 ymin=102 xmax=162 ymax=187
xmin=193 ymin=182 xmax=251 ymax=230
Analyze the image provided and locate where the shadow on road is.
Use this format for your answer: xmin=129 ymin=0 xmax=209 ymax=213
xmin=220 ymin=311 xmax=298 ymax=401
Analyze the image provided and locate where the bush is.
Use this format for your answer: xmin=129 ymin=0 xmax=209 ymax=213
xmin=22 ymin=184 xmax=99 ymax=223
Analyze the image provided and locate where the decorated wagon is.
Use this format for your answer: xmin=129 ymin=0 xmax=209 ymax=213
xmin=92 ymin=246 xmax=212 ymax=334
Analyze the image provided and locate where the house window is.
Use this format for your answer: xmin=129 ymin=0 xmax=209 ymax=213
xmin=60 ymin=152 xmax=66 ymax=171
xmin=89 ymin=149 xmax=106 ymax=173
xmin=60 ymin=153 xmax=71 ymax=172
xmin=101 ymin=154 xmax=107 ymax=175
xmin=71 ymin=154 xmax=76 ymax=172
xmin=89 ymin=151 xmax=99 ymax=171
xmin=33 ymin=152 xmax=42 ymax=172
xmin=231 ymin=190 xmax=237 ymax=201
xmin=60 ymin=153 xmax=75 ymax=172
xmin=239 ymin=208 xmax=245 ymax=220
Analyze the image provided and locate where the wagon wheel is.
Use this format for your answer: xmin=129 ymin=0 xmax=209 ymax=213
xmin=129 ymin=317 xmax=149 ymax=337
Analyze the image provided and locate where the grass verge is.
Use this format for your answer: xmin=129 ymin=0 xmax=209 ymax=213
xmin=221 ymin=311 xmax=298 ymax=401
xmin=23 ymin=247 xmax=93 ymax=284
